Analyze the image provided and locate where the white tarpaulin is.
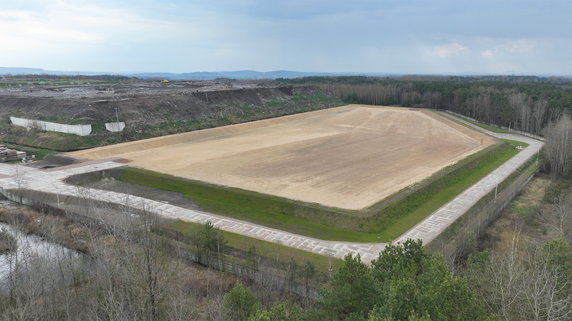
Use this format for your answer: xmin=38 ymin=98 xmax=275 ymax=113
xmin=105 ymin=122 xmax=126 ymax=132
xmin=10 ymin=117 xmax=92 ymax=136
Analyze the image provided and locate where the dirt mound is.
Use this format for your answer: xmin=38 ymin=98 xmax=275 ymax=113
xmin=0 ymin=80 xmax=342 ymax=151
xmin=0 ymin=81 xmax=312 ymax=127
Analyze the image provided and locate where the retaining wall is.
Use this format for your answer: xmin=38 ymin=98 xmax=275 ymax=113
xmin=10 ymin=117 xmax=92 ymax=136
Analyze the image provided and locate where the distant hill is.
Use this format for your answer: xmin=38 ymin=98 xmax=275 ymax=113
xmin=1 ymin=67 xmax=571 ymax=80
xmin=131 ymin=70 xmax=347 ymax=80
xmin=0 ymin=67 xmax=54 ymax=75
xmin=0 ymin=67 xmax=113 ymax=76
xmin=0 ymin=67 xmax=394 ymax=80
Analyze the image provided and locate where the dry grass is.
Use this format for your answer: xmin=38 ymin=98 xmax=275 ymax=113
xmin=479 ymin=175 xmax=553 ymax=253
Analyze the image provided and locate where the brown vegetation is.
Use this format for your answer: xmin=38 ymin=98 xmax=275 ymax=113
xmin=0 ymin=203 xmax=239 ymax=320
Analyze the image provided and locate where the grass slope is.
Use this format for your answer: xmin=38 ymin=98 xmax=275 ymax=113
xmin=1 ymin=142 xmax=58 ymax=160
xmin=118 ymin=141 xmax=519 ymax=242
xmin=160 ymin=220 xmax=339 ymax=273
xmin=1 ymin=128 xmax=114 ymax=151
xmin=445 ymin=112 xmax=511 ymax=134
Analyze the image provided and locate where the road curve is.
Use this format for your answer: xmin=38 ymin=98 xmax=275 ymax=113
xmin=394 ymin=112 xmax=543 ymax=245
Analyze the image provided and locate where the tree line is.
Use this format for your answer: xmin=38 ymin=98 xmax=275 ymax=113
xmin=224 ymin=238 xmax=571 ymax=321
xmin=0 ymin=196 xmax=569 ymax=321
xmin=282 ymin=76 xmax=572 ymax=177
xmin=282 ymin=76 xmax=572 ymax=136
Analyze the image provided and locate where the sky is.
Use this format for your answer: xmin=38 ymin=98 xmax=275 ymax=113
xmin=0 ymin=0 xmax=571 ymax=75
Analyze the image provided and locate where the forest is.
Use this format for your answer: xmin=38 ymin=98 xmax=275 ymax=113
xmin=283 ymin=76 xmax=572 ymax=136
xmin=0 ymin=201 xmax=569 ymax=321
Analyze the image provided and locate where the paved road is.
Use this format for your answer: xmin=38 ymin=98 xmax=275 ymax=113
xmin=0 ymin=160 xmax=386 ymax=262
xmin=395 ymin=113 xmax=543 ymax=244
xmin=0 ymin=114 xmax=543 ymax=262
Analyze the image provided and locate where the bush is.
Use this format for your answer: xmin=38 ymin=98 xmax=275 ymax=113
xmin=249 ymin=302 xmax=305 ymax=321
xmin=318 ymin=240 xmax=494 ymax=321
xmin=223 ymin=281 xmax=259 ymax=321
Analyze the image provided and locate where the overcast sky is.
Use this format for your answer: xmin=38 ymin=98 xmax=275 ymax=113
xmin=0 ymin=0 xmax=570 ymax=75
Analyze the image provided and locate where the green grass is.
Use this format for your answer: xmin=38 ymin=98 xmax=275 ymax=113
xmin=118 ymin=140 xmax=520 ymax=242
xmin=25 ymin=148 xmax=57 ymax=160
xmin=120 ymin=167 xmax=362 ymax=240
xmin=161 ymin=220 xmax=340 ymax=273
xmin=502 ymin=139 xmax=529 ymax=148
xmin=1 ymin=127 xmax=115 ymax=151
xmin=445 ymin=112 xmax=510 ymax=133
xmin=365 ymin=142 xmax=519 ymax=240
xmin=1 ymin=143 xmax=58 ymax=160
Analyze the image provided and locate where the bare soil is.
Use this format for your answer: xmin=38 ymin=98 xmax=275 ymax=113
xmin=0 ymin=80 xmax=319 ymax=128
xmin=70 ymin=105 xmax=492 ymax=210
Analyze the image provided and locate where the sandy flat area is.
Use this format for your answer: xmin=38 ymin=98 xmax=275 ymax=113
xmin=69 ymin=105 xmax=493 ymax=210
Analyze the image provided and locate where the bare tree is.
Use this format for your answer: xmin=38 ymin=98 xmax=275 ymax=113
xmin=522 ymin=246 xmax=571 ymax=321
xmin=543 ymin=115 xmax=572 ymax=176
xmin=466 ymin=234 xmax=572 ymax=321
xmin=508 ymin=92 xmax=531 ymax=131
xmin=532 ymin=99 xmax=548 ymax=135
xmin=10 ymin=166 xmax=30 ymax=204
xmin=543 ymin=196 xmax=572 ymax=239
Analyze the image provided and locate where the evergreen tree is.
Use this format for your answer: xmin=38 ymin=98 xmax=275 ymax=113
xmin=318 ymin=254 xmax=377 ymax=320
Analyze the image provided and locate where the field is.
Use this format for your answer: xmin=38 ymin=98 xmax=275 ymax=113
xmin=70 ymin=105 xmax=493 ymax=210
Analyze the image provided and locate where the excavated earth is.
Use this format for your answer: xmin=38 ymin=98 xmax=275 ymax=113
xmin=0 ymin=80 xmax=323 ymax=128
xmin=0 ymin=80 xmax=342 ymax=151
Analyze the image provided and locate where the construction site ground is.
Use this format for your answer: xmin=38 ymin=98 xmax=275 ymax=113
xmin=70 ymin=105 xmax=493 ymax=210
